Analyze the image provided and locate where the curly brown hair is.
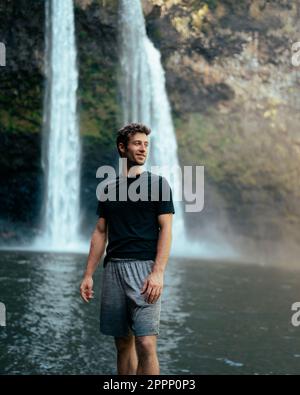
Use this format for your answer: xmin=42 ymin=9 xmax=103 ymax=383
xmin=116 ymin=122 xmax=151 ymax=157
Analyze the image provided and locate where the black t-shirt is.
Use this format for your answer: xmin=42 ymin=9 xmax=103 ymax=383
xmin=96 ymin=170 xmax=175 ymax=267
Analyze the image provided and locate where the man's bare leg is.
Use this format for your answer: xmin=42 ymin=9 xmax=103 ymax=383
xmin=114 ymin=334 xmax=138 ymax=375
xmin=135 ymin=335 xmax=160 ymax=375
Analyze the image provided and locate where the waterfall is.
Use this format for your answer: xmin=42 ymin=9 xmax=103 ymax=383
xmin=36 ymin=0 xmax=82 ymax=251
xmin=118 ymin=0 xmax=186 ymax=254
xmin=118 ymin=0 xmax=236 ymax=258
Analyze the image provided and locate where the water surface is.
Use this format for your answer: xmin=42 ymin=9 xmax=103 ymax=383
xmin=1 ymin=251 xmax=300 ymax=374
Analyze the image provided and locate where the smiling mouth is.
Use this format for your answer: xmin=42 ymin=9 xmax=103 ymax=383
xmin=137 ymin=155 xmax=145 ymax=158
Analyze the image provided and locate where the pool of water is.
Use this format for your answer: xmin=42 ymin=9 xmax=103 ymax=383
xmin=1 ymin=251 xmax=300 ymax=374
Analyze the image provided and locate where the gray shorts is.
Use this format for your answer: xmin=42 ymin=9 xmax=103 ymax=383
xmin=100 ymin=258 xmax=161 ymax=337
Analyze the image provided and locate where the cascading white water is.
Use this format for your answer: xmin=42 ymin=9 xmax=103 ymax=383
xmin=37 ymin=0 xmax=81 ymax=250
xmin=118 ymin=0 xmax=199 ymax=256
xmin=118 ymin=0 xmax=237 ymax=258
xmin=118 ymin=0 xmax=186 ymax=252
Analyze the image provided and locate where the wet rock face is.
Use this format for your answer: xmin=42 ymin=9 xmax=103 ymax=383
xmin=143 ymin=0 xmax=300 ymax=248
xmin=1 ymin=0 xmax=300 ymax=255
xmin=0 ymin=1 xmax=45 ymax=237
xmin=0 ymin=0 xmax=120 ymax=237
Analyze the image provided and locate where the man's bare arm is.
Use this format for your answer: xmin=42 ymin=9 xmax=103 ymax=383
xmin=80 ymin=217 xmax=107 ymax=303
xmin=84 ymin=217 xmax=108 ymax=277
xmin=141 ymin=213 xmax=173 ymax=304
xmin=152 ymin=213 xmax=173 ymax=274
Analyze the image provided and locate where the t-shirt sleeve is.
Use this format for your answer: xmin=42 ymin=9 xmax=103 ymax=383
xmin=96 ymin=200 xmax=106 ymax=218
xmin=156 ymin=177 xmax=175 ymax=215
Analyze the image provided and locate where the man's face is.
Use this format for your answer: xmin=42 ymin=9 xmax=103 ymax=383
xmin=120 ymin=132 xmax=149 ymax=165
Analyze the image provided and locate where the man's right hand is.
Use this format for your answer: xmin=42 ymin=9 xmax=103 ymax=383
xmin=80 ymin=275 xmax=94 ymax=303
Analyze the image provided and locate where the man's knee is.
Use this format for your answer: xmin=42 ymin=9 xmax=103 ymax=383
xmin=114 ymin=334 xmax=135 ymax=353
xmin=135 ymin=335 xmax=157 ymax=356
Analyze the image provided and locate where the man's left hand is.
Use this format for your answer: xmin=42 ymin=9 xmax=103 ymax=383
xmin=141 ymin=271 xmax=164 ymax=304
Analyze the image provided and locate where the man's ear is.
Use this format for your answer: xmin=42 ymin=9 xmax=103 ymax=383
xmin=118 ymin=142 xmax=126 ymax=155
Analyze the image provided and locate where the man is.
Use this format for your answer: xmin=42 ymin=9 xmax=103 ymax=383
xmin=80 ymin=122 xmax=175 ymax=375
